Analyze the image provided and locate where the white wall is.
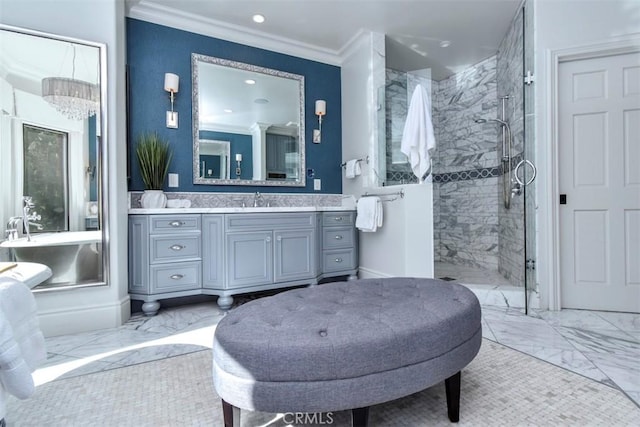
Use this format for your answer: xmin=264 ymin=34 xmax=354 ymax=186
xmin=1 ymin=0 xmax=130 ymax=335
xmin=534 ymin=0 xmax=640 ymax=309
xmin=341 ymin=31 xmax=434 ymax=279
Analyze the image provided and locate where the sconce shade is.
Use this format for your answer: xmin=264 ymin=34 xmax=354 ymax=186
xmin=164 ymin=73 xmax=179 ymax=93
xmin=315 ymin=100 xmax=326 ymax=116
xmin=236 ymin=153 xmax=243 ymax=162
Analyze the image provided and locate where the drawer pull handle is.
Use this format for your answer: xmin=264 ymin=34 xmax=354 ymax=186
xmin=170 ymin=274 xmax=184 ymax=280
xmin=334 ymin=235 xmax=343 ymax=240
xmin=334 ymin=217 xmax=343 ymax=221
xmin=335 ymin=258 xmax=343 ymax=263
xmin=169 ymin=221 xmax=185 ymax=227
xmin=170 ymin=244 xmax=185 ymax=251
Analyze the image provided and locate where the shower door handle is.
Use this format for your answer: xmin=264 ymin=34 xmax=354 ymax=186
xmin=513 ymin=159 xmax=537 ymax=186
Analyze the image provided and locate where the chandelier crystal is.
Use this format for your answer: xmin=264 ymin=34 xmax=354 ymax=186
xmin=42 ymin=77 xmax=99 ymax=120
xmin=41 ymin=43 xmax=99 ymax=121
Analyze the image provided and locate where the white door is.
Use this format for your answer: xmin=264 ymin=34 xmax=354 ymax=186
xmin=559 ymin=52 xmax=640 ymax=312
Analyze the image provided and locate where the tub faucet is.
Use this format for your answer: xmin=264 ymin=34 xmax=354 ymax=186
xmin=5 ymin=216 xmax=22 ymax=241
xmin=22 ymin=196 xmax=43 ymax=241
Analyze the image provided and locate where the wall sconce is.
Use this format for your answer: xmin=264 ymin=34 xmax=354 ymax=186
xmin=313 ymin=100 xmax=326 ymax=143
xmin=235 ymin=153 xmax=242 ymax=178
xmin=164 ymin=73 xmax=179 ymax=128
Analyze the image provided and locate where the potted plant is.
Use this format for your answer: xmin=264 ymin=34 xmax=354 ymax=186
xmin=136 ymin=132 xmax=173 ymax=208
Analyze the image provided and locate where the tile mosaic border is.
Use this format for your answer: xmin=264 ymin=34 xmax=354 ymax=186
xmin=433 ymin=152 xmax=524 ymax=184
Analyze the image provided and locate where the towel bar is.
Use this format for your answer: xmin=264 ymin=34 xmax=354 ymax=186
xmin=361 ymin=189 xmax=404 ymax=201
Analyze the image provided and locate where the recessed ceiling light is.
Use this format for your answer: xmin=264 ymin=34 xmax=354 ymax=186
xmin=439 ymin=40 xmax=451 ymax=48
xmin=252 ymin=14 xmax=265 ymax=24
xmin=245 ymin=79 xmax=256 ymax=85
xmin=224 ymin=109 xmax=233 ymax=113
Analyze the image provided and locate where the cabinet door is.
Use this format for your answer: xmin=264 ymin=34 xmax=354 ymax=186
xmin=128 ymin=216 xmax=149 ymax=294
xmin=202 ymin=215 xmax=224 ymax=289
xmin=227 ymin=231 xmax=273 ymax=288
xmin=274 ymin=229 xmax=315 ymax=282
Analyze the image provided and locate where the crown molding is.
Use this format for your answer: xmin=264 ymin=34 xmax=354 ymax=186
xmin=127 ymin=1 xmax=342 ymax=66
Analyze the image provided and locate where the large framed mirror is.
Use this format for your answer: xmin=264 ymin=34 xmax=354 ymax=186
xmin=192 ymin=54 xmax=305 ymax=186
xmin=0 ymin=25 xmax=108 ymax=291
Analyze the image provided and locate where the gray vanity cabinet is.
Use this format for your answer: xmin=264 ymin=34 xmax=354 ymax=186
xmin=202 ymin=215 xmax=224 ymax=289
xmin=321 ymin=212 xmax=358 ymax=277
xmin=128 ymin=214 xmax=202 ymax=316
xmin=224 ymin=213 xmax=315 ymax=289
xmin=128 ymin=210 xmax=355 ymax=315
xmin=274 ymin=228 xmax=315 ymax=282
xmin=226 ymin=231 xmax=273 ymax=288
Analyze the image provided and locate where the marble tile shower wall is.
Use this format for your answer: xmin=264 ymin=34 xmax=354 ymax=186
xmin=497 ymin=7 xmax=525 ymax=287
xmin=432 ymin=56 xmax=500 ymax=270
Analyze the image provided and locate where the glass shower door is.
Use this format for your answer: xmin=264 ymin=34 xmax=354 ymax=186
xmin=523 ymin=1 xmax=537 ymax=314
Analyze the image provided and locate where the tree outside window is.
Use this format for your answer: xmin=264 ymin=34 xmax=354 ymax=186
xmin=23 ymin=124 xmax=69 ymax=232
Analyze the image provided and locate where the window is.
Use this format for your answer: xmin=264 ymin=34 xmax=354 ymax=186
xmin=23 ymin=124 xmax=69 ymax=232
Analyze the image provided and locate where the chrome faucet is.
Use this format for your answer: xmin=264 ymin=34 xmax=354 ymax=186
xmin=22 ymin=196 xmax=43 ymax=241
xmin=5 ymin=216 xmax=23 ymax=240
xmin=253 ymin=192 xmax=263 ymax=207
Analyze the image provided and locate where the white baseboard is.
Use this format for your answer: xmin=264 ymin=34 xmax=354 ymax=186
xmin=357 ymin=267 xmax=394 ymax=279
xmin=37 ymin=296 xmax=131 ymax=337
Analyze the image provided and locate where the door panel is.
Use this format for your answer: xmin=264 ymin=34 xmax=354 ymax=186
xmin=559 ymin=52 xmax=640 ymax=312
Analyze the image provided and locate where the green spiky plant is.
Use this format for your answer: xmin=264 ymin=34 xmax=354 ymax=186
xmin=136 ymin=132 xmax=173 ymax=190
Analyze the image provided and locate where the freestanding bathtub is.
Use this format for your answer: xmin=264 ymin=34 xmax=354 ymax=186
xmin=0 ymin=231 xmax=102 ymax=287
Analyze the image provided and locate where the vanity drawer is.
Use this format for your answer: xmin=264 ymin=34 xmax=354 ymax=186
xmin=226 ymin=213 xmax=315 ymax=231
xmin=150 ymin=215 xmax=201 ymax=233
xmin=322 ymin=249 xmax=356 ymax=273
xmin=322 ymin=226 xmax=355 ymax=249
xmin=322 ymin=212 xmax=355 ymax=226
xmin=150 ymin=261 xmax=201 ymax=293
xmin=150 ymin=234 xmax=201 ymax=264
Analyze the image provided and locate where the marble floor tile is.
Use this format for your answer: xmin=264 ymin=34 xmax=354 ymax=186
xmin=594 ymin=311 xmax=640 ymax=333
xmin=555 ymin=326 xmax=640 ymax=356
xmin=60 ymin=328 xmax=170 ymax=360
xmin=537 ymin=309 xmax=622 ymax=331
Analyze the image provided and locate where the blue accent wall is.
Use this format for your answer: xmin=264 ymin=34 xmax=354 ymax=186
xmin=126 ymin=18 xmax=342 ymax=193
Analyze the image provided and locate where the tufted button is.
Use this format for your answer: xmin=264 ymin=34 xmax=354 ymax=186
xmin=319 ymin=329 xmax=328 ymax=337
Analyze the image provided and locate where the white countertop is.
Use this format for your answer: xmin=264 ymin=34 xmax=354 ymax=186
xmin=129 ymin=206 xmax=356 ymax=214
xmin=0 ymin=262 xmax=52 ymax=289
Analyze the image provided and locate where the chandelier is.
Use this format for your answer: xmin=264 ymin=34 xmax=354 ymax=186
xmin=41 ymin=44 xmax=99 ymax=121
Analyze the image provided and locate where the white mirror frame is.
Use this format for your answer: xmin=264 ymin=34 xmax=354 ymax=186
xmin=192 ymin=53 xmax=306 ymax=187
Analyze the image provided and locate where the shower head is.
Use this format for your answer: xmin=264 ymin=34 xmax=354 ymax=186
xmin=474 ymin=118 xmax=487 ymax=123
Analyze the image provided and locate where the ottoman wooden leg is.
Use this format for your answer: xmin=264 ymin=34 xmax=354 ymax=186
xmin=222 ymin=399 xmax=235 ymax=427
xmin=352 ymin=406 xmax=369 ymax=427
xmin=445 ymin=371 xmax=461 ymax=422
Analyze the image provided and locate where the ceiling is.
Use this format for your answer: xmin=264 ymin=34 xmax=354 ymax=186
xmin=126 ymin=0 xmax=523 ymax=81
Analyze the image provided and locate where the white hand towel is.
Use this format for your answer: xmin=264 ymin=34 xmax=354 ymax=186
xmin=345 ymin=159 xmax=361 ymax=179
xmin=400 ymin=84 xmax=436 ymax=181
xmin=356 ymin=196 xmax=383 ymax=232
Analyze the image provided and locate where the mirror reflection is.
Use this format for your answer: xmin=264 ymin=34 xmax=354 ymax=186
xmin=0 ymin=26 xmax=107 ymax=290
xmin=192 ymin=54 xmax=305 ymax=186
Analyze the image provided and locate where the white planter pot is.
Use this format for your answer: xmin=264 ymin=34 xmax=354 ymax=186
xmin=140 ymin=190 xmax=167 ymax=209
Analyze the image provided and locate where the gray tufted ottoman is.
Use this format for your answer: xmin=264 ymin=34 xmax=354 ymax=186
xmin=212 ymin=277 xmax=482 ymax=426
